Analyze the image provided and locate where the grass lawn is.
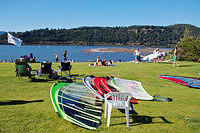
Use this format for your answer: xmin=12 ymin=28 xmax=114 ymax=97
xmin=0 ymin=61 xmax=200 ymax=132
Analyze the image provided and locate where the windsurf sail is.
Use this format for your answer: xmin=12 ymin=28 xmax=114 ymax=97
xmin=83 ymin=76 xmax=138 ymax=104
xmin=143 ymin=52 xmax=161 ymax=61
xmin=50 ymin=82 xmax=103 ymax=130
xmin=99 ymin=77 xmax=138 ymax=104
xmin=83 ymin=76 xmax=104 ymax=100
xmin=157 ymin=75 xmax=200 ymax=89
xmin=107 ymin=77 xmax=153 ymax=100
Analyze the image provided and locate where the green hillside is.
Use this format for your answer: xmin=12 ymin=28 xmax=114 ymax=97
xmin=1 ymin=24 xmax=200 ymax=47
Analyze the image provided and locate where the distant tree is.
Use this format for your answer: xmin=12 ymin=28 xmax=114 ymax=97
xmin=177 ymin=29 xmax=200 ymax=61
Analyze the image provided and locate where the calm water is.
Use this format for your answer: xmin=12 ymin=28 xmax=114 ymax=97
xmin=0 ymin=45 xmax=168 ymax=62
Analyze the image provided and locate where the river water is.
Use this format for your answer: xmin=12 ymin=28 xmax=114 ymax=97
xmin=0 ymin=45 xmax=170 ymax=62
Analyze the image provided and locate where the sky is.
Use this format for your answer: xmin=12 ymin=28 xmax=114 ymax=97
xmin=0 ymin=0 xmax=199 ymax=32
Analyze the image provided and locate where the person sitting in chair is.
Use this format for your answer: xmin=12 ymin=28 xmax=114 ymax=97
xmin=32 ymin=57 xmax=36 ymax=63
xmin=35 ymin=66 xmax=58 ymax=79
xmin=19 ymin=58 xmax=32 ymax=78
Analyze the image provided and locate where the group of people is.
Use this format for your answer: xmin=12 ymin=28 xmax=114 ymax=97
xmin=2 ymin=48 xmax=180 ymax=67
xmin=23 ymin=50 xmax=69 ymax=63
xmin=89 ymin=56 xmax=113 ymax=66
xmin=18 ymin=58 xmax=59 ymax=79
xmin=152 ymin=48 xmax=167 ymax=63
xmin=20 ymin=53 xmax=37 ymax=63
xmin=1 ymin=50 xmax=69 ymax=64
xmin=15 ymin=50 xmax=70 ymax=80
xmin=134 ymin=47 xmax=180 ymax=67
xmin=1 ymin=53 xmax=36 ymax=63
xmin=1 ymin=57 xmax=13 ymax=63
xmin=55 ymin=50 xmax=75 ymax=63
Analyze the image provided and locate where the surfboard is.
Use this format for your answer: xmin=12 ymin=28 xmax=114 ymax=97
xmin=107 ymin=77 xmax=153 ymax=100
xmin=50 ymin=82 xmax=103 ymax=130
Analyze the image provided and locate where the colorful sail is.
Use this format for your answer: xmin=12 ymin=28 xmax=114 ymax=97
xmin=107 ymin=77 xmax=153 ymax=100
xmin=83 ymin=76 xmax=138 ymax=104
xmin=50 ymin=82 xmax=103 ymax=130
xmin=83 ymin=76 xmax=104 ymax=100
xmin=157 ymin=75 xmax=200 ymax=89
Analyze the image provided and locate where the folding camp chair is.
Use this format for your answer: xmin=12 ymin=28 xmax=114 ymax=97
xmin=59 ymin=62 xmax=72 ymax=76
xmin=41 ymin=61 xmax=52 ymax=75
xmin=15 ymin=59 xmax=32 ymax=83
xmin=38 ymin=61 xmax=53 ymax=79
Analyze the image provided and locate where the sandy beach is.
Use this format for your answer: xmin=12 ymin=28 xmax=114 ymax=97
xmin=84 ymin=47 xmax=172 ymax=53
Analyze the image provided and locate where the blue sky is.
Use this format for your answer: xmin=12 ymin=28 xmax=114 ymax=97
xmin=0 ymin=0 xmax=199 ymax=32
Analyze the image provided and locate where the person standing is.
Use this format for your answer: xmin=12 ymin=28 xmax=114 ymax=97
xmin=29 ymin=53 xmax=33 ymax=62
xmin=154 ymin=48 xmax=161 ymax=63
xmin=134 ymin=48 xmax=140 ymax=63
xmin=63 ymin=50 xmax=67 ymax=62
xmin=55 ymin=53 xmax=59 ymax=63
xmin=9 ymin=57 xmax=13 ymax=62
xmin=173 ymin=47 xmax=180 ymax=67
xmin=96 ymin=56 xmax=100 ymax=63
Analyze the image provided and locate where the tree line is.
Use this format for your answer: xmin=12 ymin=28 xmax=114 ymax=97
xmin=0 ymin=24 xmax=200 ymax=47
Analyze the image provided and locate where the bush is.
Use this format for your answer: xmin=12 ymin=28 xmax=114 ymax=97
xmin=177 ymin=29 xmax=200 ymax=61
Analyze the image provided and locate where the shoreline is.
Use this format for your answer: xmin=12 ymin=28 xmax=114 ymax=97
xmin=84 ymin=47 xmax=172 ymax=53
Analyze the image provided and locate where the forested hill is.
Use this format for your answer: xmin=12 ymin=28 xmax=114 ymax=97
xmin=1 ymin=24 xmax=200 ymax=47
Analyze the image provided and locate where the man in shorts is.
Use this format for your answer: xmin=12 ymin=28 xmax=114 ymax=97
xmin=63 ymin=50 xmax=67 ymax=62
xmin=173 ymin=47 xmax=180 ymax=67
xmin=134 ymin=48 xmax=140 ymax=63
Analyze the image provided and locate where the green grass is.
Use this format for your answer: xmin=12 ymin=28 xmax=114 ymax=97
xmin=0 ymin=61 xmax=200 ymax=132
